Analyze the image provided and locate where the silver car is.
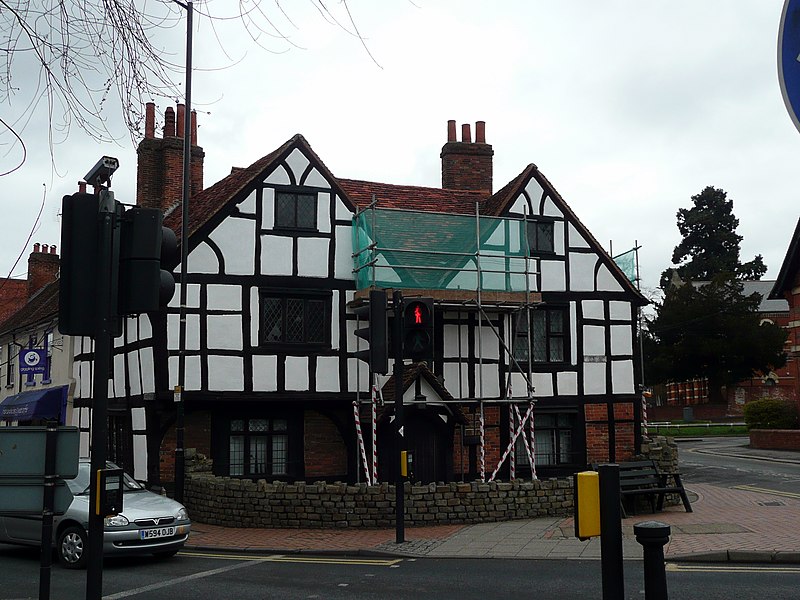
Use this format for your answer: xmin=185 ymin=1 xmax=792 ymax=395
xmin=0 ymin=459 xmax=191 ymax=568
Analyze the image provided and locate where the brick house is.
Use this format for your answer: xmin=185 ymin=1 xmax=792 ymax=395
xmin=68 ymin=107 xmax=647 ymax=491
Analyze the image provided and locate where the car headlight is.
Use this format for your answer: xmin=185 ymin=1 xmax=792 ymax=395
xmin=177 ymin=508 xmax=189 ymax=521
xmin=104 ymin=514 xmax=129 ymax=527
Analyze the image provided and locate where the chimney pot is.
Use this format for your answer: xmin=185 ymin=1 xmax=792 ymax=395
xmin=461 ymin=123 xmax=472 ymax=143
xmin=145 ymin=102 xmax=156 ymax=139
xmin=476 ymin=121 xmax=486 ymax=144
xmin=447 ymin=120 xmax=457 ymax=142
xmin=33 ymin=243 xmax=40 ymax=253
xmin=78 ymin=181 xmax=87 ymax=193
xmin=164 ymin=106 xmax=176 ymax=137
xmin=176 ymin=103 xmax=186 ymax=139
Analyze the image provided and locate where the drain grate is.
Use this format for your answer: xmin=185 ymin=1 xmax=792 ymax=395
xmin=757 ymin=500 xmax=786 ymax=507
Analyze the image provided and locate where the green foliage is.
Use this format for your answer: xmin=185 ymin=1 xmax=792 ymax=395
xmin=659 ymin=186 xmax=766 ymax=288
xmin=646 ymin=273 xmax=787 ymax=398
xmin=743 ymin=398 xmax=800 ymax=430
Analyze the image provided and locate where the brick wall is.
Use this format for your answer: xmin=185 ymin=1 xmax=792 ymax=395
xmin=749 ymin=429 xmax=800 ymax=450
xmin=304 ymin=410 xmax=348 ymax=478
xmin=160 ymin=411 xmax=212 ymax=483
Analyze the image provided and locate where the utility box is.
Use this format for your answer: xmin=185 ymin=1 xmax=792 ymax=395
xmin=574 ymin=471 xmax=601 ymax=540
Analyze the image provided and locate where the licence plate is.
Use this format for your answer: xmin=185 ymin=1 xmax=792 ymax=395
xmin=140 ymin=526 xmax=176 ymax=540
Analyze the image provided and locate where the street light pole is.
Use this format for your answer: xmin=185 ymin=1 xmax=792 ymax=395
xmin=174 ymin=0 xmax=193 ymax=504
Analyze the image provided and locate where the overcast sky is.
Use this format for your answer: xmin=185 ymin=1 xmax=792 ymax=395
xmin=3 ymin=1 xmax=799 ymax=296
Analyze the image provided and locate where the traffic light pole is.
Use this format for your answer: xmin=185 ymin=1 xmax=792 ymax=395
xmin=392 ymin=291 xmax=405 ymax=544
xmin=86 ymin=189 xmax=116 ymax=600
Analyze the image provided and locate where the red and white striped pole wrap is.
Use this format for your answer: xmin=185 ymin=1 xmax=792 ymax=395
xmin=509 ymin=406 xmax=516 ymax=481
xmin=371 ymin=378 xmax=378 ymax=485
xmin=513 ymin=404 xmax=534 ymax=473
xmin=489 ymin=402 xmax=534 ymax=482
xmin=528 ymin=402 xmax=537 ymax=480
xmin=352 ymin=400 xmax=371 ymax=485
xmin=642 ymin=391 xmax=649 ymax=438
xmin=479 ymin=402 xmax=486 ymax=482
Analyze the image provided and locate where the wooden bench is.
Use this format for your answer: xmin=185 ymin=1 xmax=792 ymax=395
xmin=599 ymin=460 xmax=693 ymax=518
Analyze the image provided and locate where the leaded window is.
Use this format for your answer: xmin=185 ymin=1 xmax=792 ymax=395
xmin=527 ymin=219 xmax=555 ymax=255
xmin=515 ymin=412 xmax=577 ymax=467
xmin=275 ymin=192 xmax=317 ymax=230
xmin=260 ymin=292 xmax=329 ymax=346
xmin=513 ymin=307 xmax=567 ymax=364
xmin=229 ymin=418 xmax=289 ymax=477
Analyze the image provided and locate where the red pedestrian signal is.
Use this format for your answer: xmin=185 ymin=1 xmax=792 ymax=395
xmin=403 ymin=298 xmax=434 ymax=362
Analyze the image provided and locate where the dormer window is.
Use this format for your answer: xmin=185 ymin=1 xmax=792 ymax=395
xmin=275 ymin=191 xmax=317 ymax=230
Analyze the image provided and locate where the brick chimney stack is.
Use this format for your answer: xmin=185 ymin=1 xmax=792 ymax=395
xmin=441 ymin=120 xmax=494 ymax=197
xmin=27 ymin=243 xmax=59 ymax=299
xmin=137 ymin=102 xmax=205 ymax=213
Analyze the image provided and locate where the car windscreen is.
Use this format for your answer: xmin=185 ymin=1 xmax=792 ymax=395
xmin=66 ymin=462 xmax=146 ymax=495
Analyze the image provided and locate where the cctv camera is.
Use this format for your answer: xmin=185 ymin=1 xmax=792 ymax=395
xmin=84 ymin=156 xmax=119 ymax=188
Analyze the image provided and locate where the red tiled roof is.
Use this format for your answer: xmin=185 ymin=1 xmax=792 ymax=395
xmin=0 ymin=278 xmax=28 ymax=324
xmin=339 ymin=179 xmax=487 ymax=215
xmin=0 ymin=279 xmax=59 ymax=334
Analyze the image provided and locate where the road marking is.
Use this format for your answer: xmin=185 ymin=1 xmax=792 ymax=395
xmin=667 ymin=564 xmax=800 ymax=574
xmin=731 ymin=484 xmax=800 ymax=499
xmin=181 ymin=550 xmax=402 ymax=566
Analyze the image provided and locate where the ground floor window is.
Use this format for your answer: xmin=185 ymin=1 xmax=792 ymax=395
xmin=515 ymin=411 xmax=578 ymax=468
xmin=229 ymin=418 xmax=289 ymax=477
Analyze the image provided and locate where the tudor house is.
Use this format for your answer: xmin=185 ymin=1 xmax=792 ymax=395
xmin=69 ymin=106 xmax=647 ymax=489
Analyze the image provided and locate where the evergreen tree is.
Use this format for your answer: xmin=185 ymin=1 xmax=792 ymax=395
xmin=659 ymin=186 xmax=766 ymax=288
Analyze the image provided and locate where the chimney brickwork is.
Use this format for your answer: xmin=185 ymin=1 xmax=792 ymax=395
xmin=137 ymin=102 xmax=205 ymax=213
xmin=27 ymin=243 xmax=59 ymax=299
xmin=441 ymin=120 xmax=494 ymax=196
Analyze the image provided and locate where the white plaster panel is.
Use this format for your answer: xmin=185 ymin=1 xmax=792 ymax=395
xmin=443 ymin=362 xmax=469 ymax=399
xmin=80 ymin=429 xmax=90 ymax=458
xmin=570 ymin=302 xmax=578 ymax=365
xmin=285 ymin=356 xmax=309 ymax=391
xmin=315 ymin=356 xmax=340 ymax=392
xmin=80 ymin=406 xmax=90 ymax=428
xmin=132 ymin=407 xmax=146 ymax=430
xmin=583 ymin=362 xmax=606 ymax=395
xmin=250 ymin=287 xmax=260 ymax=346
xmin=207 ymin=315 xmax=243 ymax=350
xmin=186 ymin=242 xmax=220 ymax=274
xmin=285 ymin=148 xmax=310 ymax=183
xmin=128 ymin=351 xmax=141 ymax=396
xmin=264 ymin=164 xmax=291 ymax=185
xmin=297 ymin=237 xmax=330 ymax=277
xmin=478 ymin=325 xmax=500 ymax=360
xmin=609 ymin=301 xmax=632 ymax=321
xmin=262 ymin=188 xmax=275 ymax=229
xmin=612 ymin=360 xmax=635 ymax=394
xmin=508 ymin=195 xmax=527 ymax=216
xmin=185 ymin=355 xmax=202 ymax=391
xmin=345 ymin=290 xmax=356 ymax=303
xmin=305 ymin=168 xmax=330 ymax=189
xmin=347 ymin=357 xmax=369 ymax=392
xmin=335 ymin=195 xmax=352 ymax=220
xmin=510 ymin=372 xmax=529 ymax=398
xmin=335 ymin=226 xmax=353 ymax=280
xmin=168 ymin=314 xmax=200 ymax=351
xmin=540 ymin=260 xmax=566 ymax=292
xmin=209 ymin=217 xmax=256 ymax=276
xmin=583 ymin=325 xmax=606 ymax=355
xmin=167 ymin=284 xmax=200 ymax=310
xmin=238 ymin=189 xmax=257 ymax=214
xmin=316 ymin=192 xmax=331 ymax=234
xmin=443 ymin=324 xmax=468 ymax=359
xmin=568 ymin=223 xmax=590 ymax=249
xmin=252 ymin=355 xmax=278 ymax=392
xmin=78 ymin=361 xmax=91 ymax=398
xmin=525 ymin=179 xmax=545 ymax=208
xmin=557 ymin=371 xmax=578 ymax=395
xmin=478 ymin=364 xmax=500 ymax=398
xmin=133 ymin=434 xmax=147 ymax=481
xmin=569 ymin=253 xmax=597 ymax=291
xmin=346 ymin=319 xmax=359 ymax=353
xmin=114 ymin=332 xmax=124 ymax=348
xmin=207 ymin=285 xmax=242 ymax=311
xmin=260 ymin=235 xmax=293 ymax=275
xmin=331 ymin=292 xmax=340 ymax=351
xmin=582 ymin=300 xmax=605 ymax=320
xmin=140 ymin=347 xmax=155 ymax=393
xmin=208 ymin=356 xmax=244 ymax=391
xmin=543 ymin=196 xmax=563 ymax=218
xmin=531 ymin=372 xmax=554 ymax=397
xmin=611 ymin=325 xmax=633 ymax=356
xmin=596 ymin=264 xmax=623 ymax=292
xmin=553 ymin=221 xmax=565 ymax=255
xmin=126 ymin=317 xmax=139 ymax=344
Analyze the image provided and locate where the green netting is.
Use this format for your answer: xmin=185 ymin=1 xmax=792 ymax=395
xmin=353 ymin=208 xmax=533 ymax=292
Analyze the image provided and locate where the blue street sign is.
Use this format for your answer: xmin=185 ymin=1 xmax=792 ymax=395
xmin=779 ymin=0 xmax=800 ymax=134
xmin=18 ymin=348 xmax=47 ymax=375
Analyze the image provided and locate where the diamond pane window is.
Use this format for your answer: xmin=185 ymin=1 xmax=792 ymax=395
xmin=229 ymin=435 xmax=244 ymax=476
xmin=262 ymin=298 xmax=282 ymax=342
xmin=286 ymin=299 xmax=304 ymax=342
xmin=306 ymin=300 xmax=325 ymax=343
xmin=515 ymin=307 xmax=567 ymax=365
xmin=527 ymin=219 xmax=555 ymax=255
xmin=228 ymin=418 xmax=293 ymax=478
xmin=259 ymin=293 xmax=330 ymax=346
xmin=275 ymin=192 xmax=317 ymax=230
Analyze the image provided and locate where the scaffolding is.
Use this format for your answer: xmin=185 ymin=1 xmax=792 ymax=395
xmin=351 ymin=202 xmax=543 ymax=483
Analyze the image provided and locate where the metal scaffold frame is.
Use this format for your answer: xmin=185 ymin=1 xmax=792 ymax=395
xmin=351 ymin=201 xmax=545 ymax=483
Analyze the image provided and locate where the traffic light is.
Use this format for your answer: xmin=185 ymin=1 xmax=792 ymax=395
xmin=59 ymin=192 xmax=100 ymax=336
xmin=117 ymin=207 xmax=177 ymax=316
xmin=354 ymin=289 xmax=389 ymax=374
xmin=403 ymin=297 xmax=434 ymax=362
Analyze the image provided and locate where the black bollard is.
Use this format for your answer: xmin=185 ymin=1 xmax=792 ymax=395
xmin=634 ymin=521 xmax=671 ymax=600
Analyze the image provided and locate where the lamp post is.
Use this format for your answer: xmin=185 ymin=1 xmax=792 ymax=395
xmin=173 ymin=0 xmax=193 ymax=504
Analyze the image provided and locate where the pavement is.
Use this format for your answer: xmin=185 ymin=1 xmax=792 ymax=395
xmin=184 ymin=442 xmax=800 ymax=563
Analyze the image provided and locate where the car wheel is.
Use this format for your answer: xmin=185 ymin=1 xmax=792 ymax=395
xmin=57 ymin=526 xmax=88 ymax=569
xmin=152 ymin=549 xmax=179 ymax=560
